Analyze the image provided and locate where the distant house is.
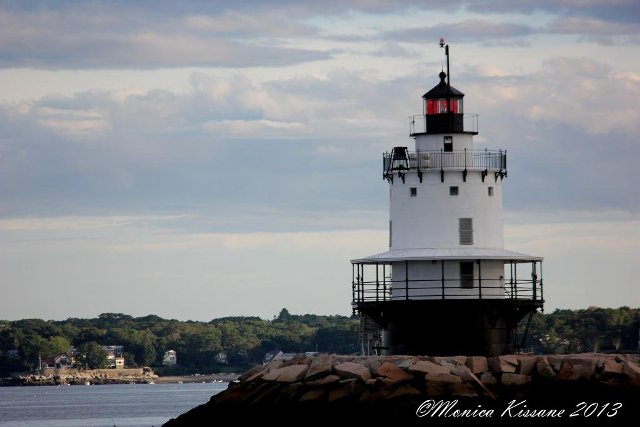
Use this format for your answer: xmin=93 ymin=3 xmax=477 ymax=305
xmin=104 ymin=345 xmax=125 ymax=369
xmin=103 ymin=345 xmax=124 ymax=357
xmin=42 ymin=354 xmax=73 ymax=370
xmin=215 ymin=352 xmax=228 ymax=364
xmin=6 ymin=349 xmax=20 ymax=360
xmin=114 ymin=356 xmax=125 ymax=369
xmin=162 ymin=350 xmax=177 ymax=366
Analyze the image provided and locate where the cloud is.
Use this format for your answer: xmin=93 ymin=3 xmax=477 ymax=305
xmin=465 ymin=0 xmax=640 ymax=24
xmin=0 ymin=7 xmax=331 ymax=69
xmin=448 ymin=57 xmax=640 ymax=214
xmin=2 ymin=54 xmax=639 ymax=224
xmin=383 ymin=19 xmax=537 ymax=43
xmin=546 ymin=16 xmax=640 ymax=44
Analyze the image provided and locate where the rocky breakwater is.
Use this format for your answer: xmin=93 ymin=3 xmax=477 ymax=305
xmin=5 ymin=368 xmax=158 ymax=386
xmin=165 ymin=353 xmax=640 ymax=426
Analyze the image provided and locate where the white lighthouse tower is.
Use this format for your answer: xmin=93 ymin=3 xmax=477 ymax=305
xmin=351 ymin=42 xmax=544 ymax=356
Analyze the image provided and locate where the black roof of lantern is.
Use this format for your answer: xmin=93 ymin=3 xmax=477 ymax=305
xmin=422 ymin=71 xmax=464 ymax=99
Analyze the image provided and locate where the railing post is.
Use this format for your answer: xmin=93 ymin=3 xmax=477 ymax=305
xmin=405 ymin=261 xmax=409 ymax=301
xmin=358 ymin=264 xmax=363 ymax=302
xmin=477 ymin=259 xmax=482 ymax=300
xmin=441 ymin=260 xmax=445 ymax=300
xmin=382 ymin=264 xmax=387 ymax=301
xmin=509 ymin=261 xmax=514 ymax=299
xmin=532 ymin=261 xmax=537 ymax=301
xmin=514 ymin=262 xmax=518 ymax=300
xmin=540 ymin=262 xmax=544 ymax=304
xmin=352 ymin=263 xmax=356 ymax=307
xmin=375 ymin=262 xmax=379 ymax=302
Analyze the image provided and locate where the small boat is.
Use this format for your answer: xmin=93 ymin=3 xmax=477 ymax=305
xmin=84 ymin=381 xmax=91 ymax=386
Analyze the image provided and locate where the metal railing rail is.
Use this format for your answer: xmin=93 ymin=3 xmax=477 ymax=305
xmin=383 ymin=149 xmax=506 ymax=179
xmin=351 ymin=277 xmax=543 ymax=303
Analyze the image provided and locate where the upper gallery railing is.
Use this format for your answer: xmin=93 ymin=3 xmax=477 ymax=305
xmin=383 ymin=148 xmax=507 ymax=179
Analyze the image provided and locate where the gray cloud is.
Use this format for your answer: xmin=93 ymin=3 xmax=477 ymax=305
xmin=3 ymin=0 xmax=639 ymax=71
xmin=2 ymin=58 xmax=638 ymax=230
xmin=383 ymin=19 xmax=537 ymax=43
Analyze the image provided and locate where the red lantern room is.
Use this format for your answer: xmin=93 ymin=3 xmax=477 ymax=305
xmin=421 ymin=70 xmax=465 ymax=134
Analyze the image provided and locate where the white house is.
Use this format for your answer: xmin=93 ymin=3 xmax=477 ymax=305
xmin=162 ymin=350 xmax=177 ymax=366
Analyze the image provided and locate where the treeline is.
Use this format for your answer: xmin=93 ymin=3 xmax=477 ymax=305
xmin=1 ymin=307 xmax=638 ymax=375
xmin=0 ymin=309 xmax=359 ymax=375
xmin=525 ymin=306 xmax=640 ymax=354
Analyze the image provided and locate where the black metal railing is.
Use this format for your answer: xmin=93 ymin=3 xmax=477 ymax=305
xmin=351 ymin=261 xmax=543 ymax=305
xmin=383 ymin=149 xmax=506 ymax=179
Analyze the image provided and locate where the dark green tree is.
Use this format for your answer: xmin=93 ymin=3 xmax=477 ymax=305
xmin=77 ymin=342 xmax=108 ymax=369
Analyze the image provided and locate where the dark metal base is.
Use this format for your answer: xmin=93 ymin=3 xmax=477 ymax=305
xmin=356 ymin=299 xmax=541 ymax=356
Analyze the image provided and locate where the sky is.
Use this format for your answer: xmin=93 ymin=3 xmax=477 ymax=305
xmin=1 ymin=0 xmax=639 ymax=321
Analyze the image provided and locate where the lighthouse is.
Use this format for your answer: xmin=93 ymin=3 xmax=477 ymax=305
xmin=351 ymin=42 xmax=544 ymax=356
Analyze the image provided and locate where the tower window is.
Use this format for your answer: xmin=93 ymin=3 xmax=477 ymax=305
xmin=488 ymin=187 xmax=494 ymax=196
xmin=410 ymin=187 xmax=417 ymax=197
xmin=459 ymin=218 xmax=473 ymax=245
xmin=449 ymin=186 xmax=459 ymax=196
xmin=460 ymin=262 xmax=474 ymax=288
xmin=444 ymin=136 xmax=453 ymax=152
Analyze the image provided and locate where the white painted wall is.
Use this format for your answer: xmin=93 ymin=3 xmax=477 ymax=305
xmin=415 ymin=133 xmax=474 ymax=152
xmin=389 ymin=170 xmax=504 ymax=249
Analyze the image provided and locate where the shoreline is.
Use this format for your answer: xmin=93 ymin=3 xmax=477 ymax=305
xmin=0 ymin=369 xmax=240 ymax=387
xmin=153 ymin=374 xmax=238 ymax=384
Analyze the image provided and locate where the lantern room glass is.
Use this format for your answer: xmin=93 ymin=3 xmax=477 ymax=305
xmin=426 ymin=98 xmax=462 ymax=115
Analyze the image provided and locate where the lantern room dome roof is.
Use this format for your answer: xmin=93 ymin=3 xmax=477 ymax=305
xmin=422 ymin=71 xmax=464 ymax=99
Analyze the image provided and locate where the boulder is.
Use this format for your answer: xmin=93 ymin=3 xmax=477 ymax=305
xmin=262 ymin=364 xmax=308 ymax=383
xmin=557 ymin=362 xmax=580 ymax=381
xmin=488 ymin=355 xmax=518 ymax=373
xmin=501 ymin=373 xmax=532 ymax=386
xmin=517 ymin=356 xmax=539 ymax=376
xmin=603 ymin=359 xmax=624 ymax=375
xmin=430 ymin=355 xmax=467 ymax=366
xmin=465 ymin=356 xmax=488 ymax=374
xmin=298 ymin=389 xmax=325 ymax=403
xmin=241 ymin=366 xmax=268 ymax=382
xmin=334 ymin=362 xmax=371 ymax=382
xmin=546 ymin=355 xmax=566 ymax=371
xmin=376 ymin=362 xmax=413 ymax=382
xmin=365 ymin=358 xmax=382 ymax=373
xmin=622 ymin=361 xmax=640 ymax=384
xmin=306 ymin=374 xmax=341 ymax=387
xmin=455 ymin=369 xmax=495 ymax=399
xmin=480 ymin=372 xmax=498 ymax=386
xmin=425 ymin=372 xmax=461 ymax=396
xmin=328 ymin=379 xmax=361 ymax=402
xmin=305 ymin=356 xmax=333 ymax=380
xmin=282 ymin=355 xmax=310 ymax=367
xmin=566 ymin=357 xmax=597 ymax=380
xmin=535 ymin=358 xmax=556 ymax=379
xmin=425 ymin=372 xmax=462 ymax=384
xmin=449 ymin=383 xmax=478 ymax=398
xmin=409 ymin=360 xmax=450 ymax=375
xmin=394 ymin=358 xmax=415 ymax=369
xmin=387 ymin=384 xmax=421 ymax=399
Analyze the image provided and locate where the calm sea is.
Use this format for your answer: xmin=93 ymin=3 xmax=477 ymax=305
xmin=0 ymin=383 xmax=225 ymax=427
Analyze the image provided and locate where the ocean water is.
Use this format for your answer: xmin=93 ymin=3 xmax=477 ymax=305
xmin=0 ymin=382 xmax=226 ymax=427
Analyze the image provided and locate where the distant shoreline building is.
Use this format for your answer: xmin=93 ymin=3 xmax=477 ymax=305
xmin=163 ymin=350 xmax=177 ymax=367
xmin=350 ymin=42 xmax=544 ymax=356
